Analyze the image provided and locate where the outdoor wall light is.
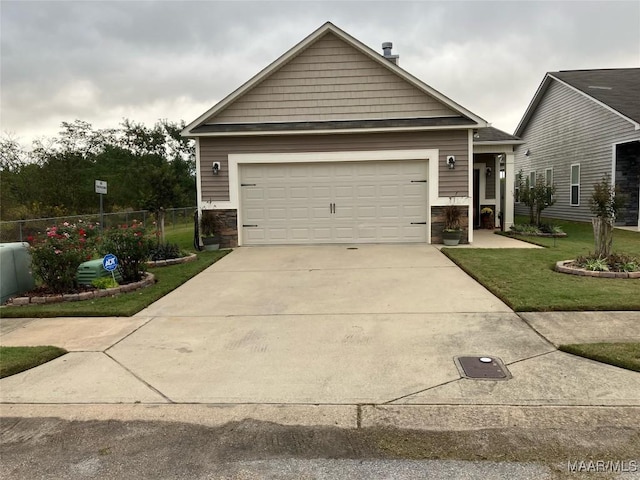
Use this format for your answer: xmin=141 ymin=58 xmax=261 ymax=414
xmin=212 ymin=162 xmax=220 ymax=175
xmin=524 ymin=149 xmax=531 ymax=157
xmin=486 ymin=166 xmax=492 ymax=177
xmin=446 ymin=155 xmax=456 ymax=169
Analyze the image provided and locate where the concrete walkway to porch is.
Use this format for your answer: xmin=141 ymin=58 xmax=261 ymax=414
xmin=438 ymin=229 xmax=542 ymax=249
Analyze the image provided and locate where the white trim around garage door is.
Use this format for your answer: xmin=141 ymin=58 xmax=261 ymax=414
xmin=200 ymin=149 xmax=439 ymax=246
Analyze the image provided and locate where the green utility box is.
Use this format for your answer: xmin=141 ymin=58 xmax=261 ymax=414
xmin=1 ymin=242 xmax=36 ymax=304
xmin=77 ymin=258 xmax=123 ymax=286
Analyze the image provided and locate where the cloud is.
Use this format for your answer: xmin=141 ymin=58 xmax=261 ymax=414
xmin=1 ymin=0 xmax=638 ymax=144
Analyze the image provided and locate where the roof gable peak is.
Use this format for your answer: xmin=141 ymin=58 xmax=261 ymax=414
xmin=183 ymin=22 xmax=487 ymax=136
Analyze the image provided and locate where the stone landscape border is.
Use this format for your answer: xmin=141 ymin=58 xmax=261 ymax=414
xmin=555 ymin=260 xmax=640 ymax=279
xmin=7 ymin=273 xmax=156 ymax=306
xmin=147 ymin=253 xmax=197 ymax=268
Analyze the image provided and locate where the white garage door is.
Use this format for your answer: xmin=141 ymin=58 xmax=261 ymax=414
xmin=240 ymin=160 xmax=428 ymax=245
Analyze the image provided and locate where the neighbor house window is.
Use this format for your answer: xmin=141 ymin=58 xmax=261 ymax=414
xmin=570 ymin=164 xmax=580 ymax=206
xmin=529 ymin=171 xmax=536 ymax=190
xmin=545 ymin=168 xmax=553 ymax=204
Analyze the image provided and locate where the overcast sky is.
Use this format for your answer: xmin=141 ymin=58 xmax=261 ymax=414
xmin=1 ymin=0 xmax=639 ymax=145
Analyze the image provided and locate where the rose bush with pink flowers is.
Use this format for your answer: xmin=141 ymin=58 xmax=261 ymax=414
xmin=29 ymin=221 xmax=99 ymax=293
xmin=98 ymin=220 xmax=154 ymax=282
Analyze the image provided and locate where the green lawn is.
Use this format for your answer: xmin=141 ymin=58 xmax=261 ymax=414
xmin=0 ymin=346 xmax=67 ymax=378
xmin=1 ymin=226 xmax=230 ymax=318
xmin=443 ymin=219 xmax=640 ymax=311
xmin=560 ymin=343 xmax=640 ymax=372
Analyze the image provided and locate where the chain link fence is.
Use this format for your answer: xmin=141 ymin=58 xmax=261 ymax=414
xmin=0 ymin=207 xmax=196 ymax=243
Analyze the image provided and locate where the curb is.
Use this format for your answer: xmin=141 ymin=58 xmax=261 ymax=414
xmin=1 ymin=404 xmax=638 ymax=431
xmin=555 ymin=260 xmax=640 ymax=279
xmin=147 ymin=253 xmax=197 ymax=268
xmin=7 ymin=273 xmax=156 ymax=306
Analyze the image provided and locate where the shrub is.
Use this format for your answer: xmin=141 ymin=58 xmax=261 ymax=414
xmin=91 ymin=277 xmax=119 ymax=289
xmin=98 ymin=221 xmax=153 ymax=282
xmin=149 ymin=242 xmax=182 ymax=261
xmin=538 ymin=223 xmax=563 ymax=234
xmin=29 ymin=221 xmax=98 ymax=293
xmin=576 ymin=253 xmax=639 ymax=273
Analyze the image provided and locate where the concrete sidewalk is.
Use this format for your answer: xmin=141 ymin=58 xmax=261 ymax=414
xmin=1 ymin=245 xmax=639 ymax=428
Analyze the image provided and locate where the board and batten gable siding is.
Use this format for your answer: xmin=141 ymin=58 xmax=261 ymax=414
xmin=514 ymin=79 xmax=640 ymax=222
xmin=199 ymin=130 xmax=469 ymax=202
xmin=207 ymin=32 xmax=458 ymax=124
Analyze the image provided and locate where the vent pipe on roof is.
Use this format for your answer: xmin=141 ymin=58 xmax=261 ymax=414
xmin=381 ymin=42 xmax=399 ymax=65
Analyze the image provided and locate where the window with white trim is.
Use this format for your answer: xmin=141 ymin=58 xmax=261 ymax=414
xmin=529 ymin=171 xmax=536 ymax=190
xmin=570 ymin=164 xmax=580 ymax=206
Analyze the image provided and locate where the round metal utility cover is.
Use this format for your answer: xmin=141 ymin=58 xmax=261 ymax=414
xmin=479 ymin=357 xmax=493 ymax=363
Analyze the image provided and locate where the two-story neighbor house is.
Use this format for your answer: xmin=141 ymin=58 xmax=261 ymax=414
xmin=514 ymin=68 xmax=640 ymax=228
xmin=182 ymin=22 xmax=521 ymax=247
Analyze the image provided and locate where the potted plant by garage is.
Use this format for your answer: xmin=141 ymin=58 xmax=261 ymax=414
xmin=442 ymin=203 xmax=463 ymax=246
xmin=199 ymin=211 xmax=221 ymax=251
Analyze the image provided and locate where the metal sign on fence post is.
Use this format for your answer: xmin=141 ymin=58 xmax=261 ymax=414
xmin=95 ymin=180 xmax=107 ymax=230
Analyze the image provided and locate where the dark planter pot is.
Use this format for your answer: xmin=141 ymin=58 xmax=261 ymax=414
xmin=442 ymin=230 xmax=462 ymax=246
xmin=481 ymin=215 xmax=494 ymax=230
xmin=202 ymin=236 xmax=220 ymax=251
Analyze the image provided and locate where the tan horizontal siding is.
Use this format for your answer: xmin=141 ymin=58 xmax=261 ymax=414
xmin=200 ymin=130 xmax=469 ymax=201
xmin=209 ymin=32 xmax=457 ymax=124
xmin=514 ymin=80 xmax=640 ymax=222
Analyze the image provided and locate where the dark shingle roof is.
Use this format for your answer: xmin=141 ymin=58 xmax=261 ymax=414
xmin=190 ymin=116 xmax=476 ymax=134
xmin=551 ymin=68 xmax=640 ymax=123
xmin=473 ymin=126 xmax=522 ymax=144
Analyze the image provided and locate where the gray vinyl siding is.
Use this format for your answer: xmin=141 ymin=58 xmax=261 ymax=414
xmin=200 ymin=130 xmax=469 ymax=201
xmin=514 ymin=80 xmax=640 ymax=222
xmin=208 ymin=32 xmax=457 ymax=124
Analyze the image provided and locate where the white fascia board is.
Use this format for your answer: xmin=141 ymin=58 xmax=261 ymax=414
xmin=183 ymin=22 xmax=488 ymax=136
xmin=182 ymin=23 xmax=335 ymax=136
xmin=187 ymin=124 xmax=480 ymax=138
xmin=548 ymin=74 xmax=640 ymax=130
xmin=514 ymin=74 xmax=552 ymax=137
xmin=474 ymin=140 xmax=526 ymax=146
xmin=474 ymin=144 xmax=517 ymax=155
xmin=324 ymin=27 xmax=489 ymax=127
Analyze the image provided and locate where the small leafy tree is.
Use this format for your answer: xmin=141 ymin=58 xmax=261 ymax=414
xmin=589 ymin=176 xmax=624 ymax=258
xmin=516 ymin=170 xmax=556 ymax=225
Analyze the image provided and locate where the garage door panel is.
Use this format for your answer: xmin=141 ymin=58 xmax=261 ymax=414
xmin=266 ymin=208 xmax=287 ymax=220
xmin=289 ymin=186 xmax=310 ymax=199
xmin=244 ymin=187 xmax=265 ymax=201
xmin=241 ymin=160 xmax=428 ymax=245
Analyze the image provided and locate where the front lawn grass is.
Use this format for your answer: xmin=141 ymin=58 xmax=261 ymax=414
xmin=0 ymin=249 xmax=230 ymax=318
xmin=559 ymin=343 xmax=640 ymax=372
xmin=442 ymin=219 xmax=640 ymax=311
xmin=0 ymin=346 xmax=67 ymax=378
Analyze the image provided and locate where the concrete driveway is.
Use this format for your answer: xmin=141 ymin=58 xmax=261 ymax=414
xmin=2 ymin=245 xmax=640 ymax=407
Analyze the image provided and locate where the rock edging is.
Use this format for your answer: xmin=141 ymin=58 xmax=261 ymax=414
xmin=7 ymin=272 xmax=156 ymax=306
xmin=555 ymin=260 xmax=640 ymax=279
xmin=147 ymin=253 xmax=197 ymax=268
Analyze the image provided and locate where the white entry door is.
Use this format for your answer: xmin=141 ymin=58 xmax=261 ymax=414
xmin=240 ymin=160 xmax=428 ymax=245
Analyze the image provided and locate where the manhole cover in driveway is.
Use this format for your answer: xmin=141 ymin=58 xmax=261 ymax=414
xmin=454 ymin=356 xmax=512 ymax=380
